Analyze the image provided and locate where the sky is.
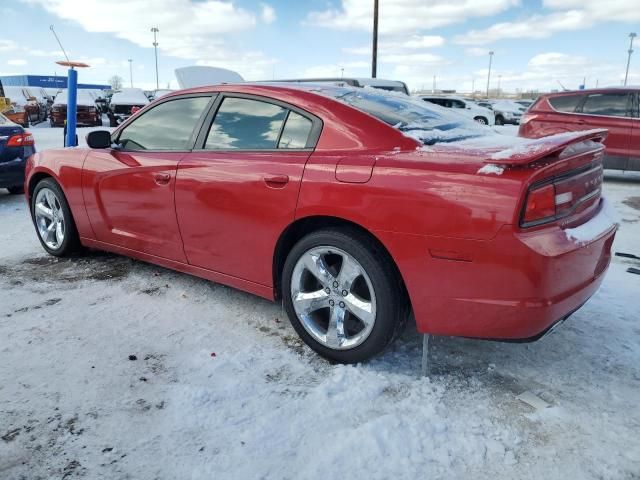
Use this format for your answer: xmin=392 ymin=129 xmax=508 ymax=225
xmin=0 ymin=0 xmax=639 ymax=93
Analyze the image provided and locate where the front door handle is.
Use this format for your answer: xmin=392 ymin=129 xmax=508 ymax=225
xmin=264 ymin=174 xmax=289 ymax=188
xmin=154 ymin=172 xmax=171 ymax=185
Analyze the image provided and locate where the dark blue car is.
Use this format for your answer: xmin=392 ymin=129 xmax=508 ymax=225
xmin=0 ymin=112 xmax=36 ymax=194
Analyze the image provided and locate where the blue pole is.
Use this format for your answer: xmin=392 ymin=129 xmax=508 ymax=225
xmin=65 ymin=68 xmax=77 ymax=147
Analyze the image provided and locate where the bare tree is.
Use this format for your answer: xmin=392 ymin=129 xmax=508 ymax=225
xmin=108 ymin=75 xmax=123 ymax=91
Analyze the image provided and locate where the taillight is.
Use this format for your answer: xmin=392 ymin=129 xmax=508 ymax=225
xmin=521 ymin=164 xmax=603 ymax=227
xmin=523 ymin=184 xmax=556 ymax=224
xmin=6 ymin=132 xmax=35 ymax=147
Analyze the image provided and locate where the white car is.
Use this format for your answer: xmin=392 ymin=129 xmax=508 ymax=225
xmin=416 ymin=95 xmax=495 ymax=125
xmin=485 ymin=100 xmax=524 ymax=125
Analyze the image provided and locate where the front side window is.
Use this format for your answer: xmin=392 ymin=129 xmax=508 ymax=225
xmin=118 ymin=96 xmax=211 ymax=151
xmin=205 ymin=97 xmax=288 ymax=150
xmin=580 ymin=93 xmax=630 ymax=117
xmin=451 ymin=100 xmax=466 ymax=109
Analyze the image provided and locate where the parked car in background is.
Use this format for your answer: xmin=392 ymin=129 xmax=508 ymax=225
xmin=487 ymin=100 xmax=524 ymax=125
xmin=108 ymin=88 xmax=149 ymax=127
xmin=519 ymin=87 xmax=640 ymax=171
xmin=0 ymin=112 xmax=35 ymax=194
xmin=515 ymin=99 xmax=534 ymax=110
xmin=50 ymin=90 xmax=102 ymax=128
xmin=151 ymin=89 xmax=174 ymax=100
xmin=417 ymin=95 xmax=495 ymax=125
xmin=273 ymin=77 xmax=410 ymax=95
xmin=24 ymin=84 xmax=616 ymax=363
xmin=3 ymin=86 xmax=47 ymax=124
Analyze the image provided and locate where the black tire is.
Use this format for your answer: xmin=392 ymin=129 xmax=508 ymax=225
xmin=7 ymin=186 xmax=24 ymax=195
xmin=495 ymin=115 xmax=504 ymax=125
xmin=95 ymin=117 xmax=103 ymax=127
xmin=474 ymin=116 xmax=488 ymax=125
xmin=282 ymin=227 xmax=407 ymax=363
xmin=31 ymin=178 xmax=81 ymax=257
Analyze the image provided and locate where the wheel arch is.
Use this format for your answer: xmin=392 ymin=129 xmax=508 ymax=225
xmin=272 ymin=215 xmax=410 ymax=308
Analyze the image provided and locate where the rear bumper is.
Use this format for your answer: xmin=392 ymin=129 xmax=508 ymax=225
xmin=0 ymin=156 xmax=27 ymax=188
xmin=377 ymin=211 xmax=617 ymax=340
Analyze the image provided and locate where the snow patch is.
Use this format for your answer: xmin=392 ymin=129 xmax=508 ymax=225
xmin=477 ymin=164 xmax=505 ymax=175
xmin=564 ymin=198 xmax=619 ymax=244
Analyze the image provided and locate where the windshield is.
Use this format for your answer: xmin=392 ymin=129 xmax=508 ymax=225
xmin=321 ymin=87 xmax=488 ymax=145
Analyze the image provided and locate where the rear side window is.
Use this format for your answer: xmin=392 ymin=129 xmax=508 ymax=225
xmin=548 ymin=94 xmax=583 ymax=112
xmin=279 ymin=112 xmax=313 ymax=149
xmin=118 ymin=96 xmax=211 ymax=150
xmin=205 ymin=97 xmax=287 ymax=150
xmin=580 ymin=93 xmax=630 ymax=117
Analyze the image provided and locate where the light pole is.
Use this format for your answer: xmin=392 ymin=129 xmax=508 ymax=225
xmin=624 ymin=32 xmax=637 ymax=86
xmin=497 ymin=75 xmax=502 ymax=97
xmin=371 ymin=0 xmax=378 ymax=78
xmin=128 ymin=59 xmax=133 ymax=88
xmin=151 ymin=27 xmax=160 ymax=90
xmin=471 ymin=77 xmax=475 ymax=97
xmin=486 ymin=51 xmax=494 ymax=98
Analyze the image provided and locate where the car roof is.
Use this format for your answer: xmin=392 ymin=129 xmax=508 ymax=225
xmin=544 ymin=87 xmax=638 ymax=97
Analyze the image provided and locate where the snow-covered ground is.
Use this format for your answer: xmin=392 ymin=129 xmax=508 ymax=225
xmin=0 ymin=126 xmax=639 ymax=479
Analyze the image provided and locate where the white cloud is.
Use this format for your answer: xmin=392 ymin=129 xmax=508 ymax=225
xmin=7 ymin=59 xmax=27 ymax=66
xmin=455 ymin=0 xmax=640 ymax=45
xmin=465 ymin=47 xmax=493 ymax=57
xmin=0 ymin=39 xmax=18 ymax=52
xmin=306 ymin=0 xmax=519 ymax=34
xmin=261 ymin=3 xmax=276 ymax=24
xmin=301 ymin=61 xmax=370 ymax=79
xmin=528 ymin=52 xmax=590 ymax=69
xmin=21 ymin=0 xmax=275 ymax=79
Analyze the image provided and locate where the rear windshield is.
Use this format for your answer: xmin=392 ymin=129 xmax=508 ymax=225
xmin=320 ymin=87 xmax=486 ymax=145
xmin=549 ymin=94 xmax=583 ymax=112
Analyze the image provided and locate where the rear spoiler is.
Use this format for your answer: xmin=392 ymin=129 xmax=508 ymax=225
xmin=486 ymin=129 xmax=607 ymax=166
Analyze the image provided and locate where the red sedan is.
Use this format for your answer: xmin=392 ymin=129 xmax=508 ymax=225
xmin=24 ymin=84 xmax=617 ymax=363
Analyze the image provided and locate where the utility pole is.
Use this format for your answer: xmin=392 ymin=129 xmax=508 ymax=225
xmin=128 ymin=59 xmax=133 ymax=88
xmin=471 ymin=77 xmax=475 ymax=96
xmin=432 ymin=74 xmax=436 ymax=93
xmin=624 ymin=32 xmax=636 ymax=86
xmin=371 ymin=0 xmax=378 ymax=78
xmin=497 ymin=75 xmax=502 ymax=97
xmin=486 ymin=51 xmax=494 ymax=98
xmin=151 ymin=27 xmax=160 ymax=90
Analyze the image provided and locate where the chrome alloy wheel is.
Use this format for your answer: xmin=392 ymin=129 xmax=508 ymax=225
xmin=290 ymin=246 xmax=377 ymax=350
xmin=34 ymin=188 xmax=66 ymax=250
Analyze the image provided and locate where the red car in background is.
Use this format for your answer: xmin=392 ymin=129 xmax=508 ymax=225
xmin=24 ymin=84 xmax=617 ymax=363
xmin=50 ymin=90 xmax=102 ymax=128
xmin=519 ymin=88 xmax=640 ymax=171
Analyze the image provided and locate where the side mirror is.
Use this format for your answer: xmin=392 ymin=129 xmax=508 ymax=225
xmin=86 ymin=130 xmax=112 ymax=149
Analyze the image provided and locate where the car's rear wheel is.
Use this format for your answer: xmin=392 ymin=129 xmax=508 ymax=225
xmin=495 ymin=115 xmax=505 ymax=125
xmin=282 ymin=228 xmax=406 ymax=363
xmin=31 ymin=178 xmax=80 ymax=257
xmin=474 ymin=116 xmax=488 ymax=125
xmin=7 ymin=186 xmax=24 ymax=195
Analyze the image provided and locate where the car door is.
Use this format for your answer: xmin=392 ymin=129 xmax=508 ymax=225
xmin=82 ymin=94 xmax=214 ymax=261
xmin=175 ymin=94 xmax=321 ymax=286
xmin=576 ymin=92 xmax=633 ymax=170
xmin=629 ymin=91 xmax=640 ymax=171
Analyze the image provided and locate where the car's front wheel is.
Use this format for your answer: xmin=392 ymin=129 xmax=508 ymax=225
xmin=282 ymin=228 xmax=406 ymax=363
xmin=474 ymin=116 xmax=488 ymax=125
xmin=495 ymin=115 xmax=505 ymax=125
xmin=31 ymin=178 xmax=81 ymax=256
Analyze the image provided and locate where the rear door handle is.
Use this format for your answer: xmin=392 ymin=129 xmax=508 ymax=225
xmin=154 ymin=172 xmax=171 ymax=185
xmin=264 ymin=174 xmax=289 ymax=188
